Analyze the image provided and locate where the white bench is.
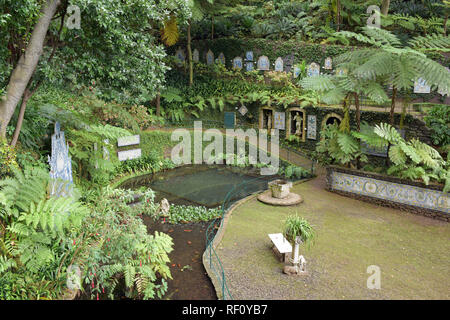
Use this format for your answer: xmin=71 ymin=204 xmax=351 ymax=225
xmin=268 ymin=233 xmax=292 ymax=263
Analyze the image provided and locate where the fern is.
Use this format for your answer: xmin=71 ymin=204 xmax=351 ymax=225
xmin=160 ymin=15 xmax=179 ymax=46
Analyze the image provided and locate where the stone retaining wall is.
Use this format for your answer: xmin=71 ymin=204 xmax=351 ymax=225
xmin=326 ymin=166 xmax=449 ymax=222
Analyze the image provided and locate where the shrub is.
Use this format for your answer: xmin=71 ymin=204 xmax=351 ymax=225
xmin=424 ymin=104 xmax=450 ymax=147
xmin=164 ymin=205 xmax=222 ymax=224
xmin=0 ymin=141 xmax=18 ymax=178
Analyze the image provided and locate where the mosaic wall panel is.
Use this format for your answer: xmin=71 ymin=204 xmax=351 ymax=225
xmin=330 ymin=171 xmax=449 ymax=214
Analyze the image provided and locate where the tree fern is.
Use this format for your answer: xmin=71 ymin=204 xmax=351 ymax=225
xmin=160 ymin=15 xmax=179 ymax=46
xmin=334 ymin=26 xmax=450 ymax=125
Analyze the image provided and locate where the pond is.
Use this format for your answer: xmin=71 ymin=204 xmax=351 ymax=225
xmin=119 ymin=164 xmax=280 ymax=300
xmin=121 ymin=164 xmax=277 ymax=208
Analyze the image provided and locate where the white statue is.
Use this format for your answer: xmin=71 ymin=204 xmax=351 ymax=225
xmin=298 ymin=255 xmax=306 ymax=273
xmin=160 ymin=198 xmax=170 ymax=216
xmin=267 ymin=114 xmax=272 ymax=130
xmin=294 ymin=112 xmax=302 ymax=136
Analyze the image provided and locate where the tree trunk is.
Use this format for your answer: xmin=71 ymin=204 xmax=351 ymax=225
xmin=156 ymin=91 xmax=161 ymax=117
xmin=444 ymin=14 xmax=448 ymax=36
xmin=211 ymin=16 xmax=214 ymax=40
xmin=354 ymin=92 xmax=360 ymax=132
xmin=187 ymin=20 xmax=193 ymax=87
xmin=10 ymin=88 xmax=32 ymax=147
xmin=381 ymin=0 xmax=390 ymax=16
xmin=0 ymin=0 xmax=60 ymax=139
xmin=390 ymin=87 xmax=397 ymax=125
xmin=336 ymin=0 xmax=341 ymax=31
xmin=354 ymin=92 xmax=361 ymax=169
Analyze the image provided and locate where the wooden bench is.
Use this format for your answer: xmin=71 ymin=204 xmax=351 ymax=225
xmin=268 ymin=233 xmax=292 ymax=263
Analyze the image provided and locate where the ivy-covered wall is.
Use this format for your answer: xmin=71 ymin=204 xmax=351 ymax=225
xmin=170 ymin=38 xmax=352 ymax=69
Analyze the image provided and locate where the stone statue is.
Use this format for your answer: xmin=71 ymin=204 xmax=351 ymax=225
xmin=283 ymin=255 xmax=307 ymax=276
xmin=159 ymin=198 xmax=170 ymax=216
xmin=267 ymin=114 xmax=272 ymax=130
xmin=294 ymin=112 xmax=302 ymax=136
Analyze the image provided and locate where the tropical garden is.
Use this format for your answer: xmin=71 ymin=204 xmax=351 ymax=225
xmin=0 ymin=0 xmax=449 ymax=301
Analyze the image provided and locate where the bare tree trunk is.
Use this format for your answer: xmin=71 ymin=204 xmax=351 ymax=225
xmin=390 ymin=87 xmax=397 ymax=125
xmin=156 ymin=91 xmax=161 ymax=117
xmin=211 ymin=16 xmax=214 ymax=40
xmin=354 ymin=92 xmax=360 ymax=132
xmin=444 ymin=14 xmax=448 ymax=36
xmin=10 ymin=9 xmax=65 ymax=147
xmin=187 ymin=20 xmax=193 ymax=87
xmin=0 ymin=0 xmax=60 ymax=139
xmin=10 ymin=87 xmax=35 ymax=147
xmin=381 ymin=0 xmax=390 ymax=16
xmin=354 ymin=92 xmax=361 ymax=169
xmin=336 ymin=0 xmax=341 ymax=31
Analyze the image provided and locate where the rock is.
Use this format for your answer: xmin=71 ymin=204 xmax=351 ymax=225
xmin=283 ymin=265 xmax=299 ymax=275
xmin=283 ymin=256 xmax=307 ymax=276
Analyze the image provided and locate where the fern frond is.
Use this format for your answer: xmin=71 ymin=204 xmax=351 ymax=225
xmin=389 ymin=145 xmax=407 ymax=166
xmin=409 ymin=34 xmax=450 ymax=52
xmin=160 ymin=15 xmax=179 ymax=47
xmin=374 ymin=123 xmax=403 ymax=144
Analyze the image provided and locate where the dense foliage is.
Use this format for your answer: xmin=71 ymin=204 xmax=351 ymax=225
xmin=164 ymin=205 xmax=221 ymax=224
xmin=316 ymin=122 xmax=449 ymax=192
xmin=0 ymin=168 xmax=174 ymax=300
xmin=424 ymin=104 xmax=450 ymax=147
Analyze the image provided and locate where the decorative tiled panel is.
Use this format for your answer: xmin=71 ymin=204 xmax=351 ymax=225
xmin=330 ymin=172 xmax=449 ymax=214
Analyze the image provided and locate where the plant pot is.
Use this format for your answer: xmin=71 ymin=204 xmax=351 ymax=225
xmin=268 ymin=179 xmax=292 ymax=199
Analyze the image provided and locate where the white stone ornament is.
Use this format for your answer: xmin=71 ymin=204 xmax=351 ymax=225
xmin=238 ymin=105 xmax=248 ymax=116
xmin=324 ymin=57 xmax=332 ymax=70
xmin=274 ymin=57 xmax=283 ymax=72
xmin=175 ymin=48 xmax=185 ymax=67
xmin=293 ymin=66 xmax=301 ymax=78
xmin=274 ymin=112 xmax=285 ymax=130
xmin=206 ymin=50 xmax=214 ymax=65
xmin=193 ymin=49 xmax=199 ymax=62
xmin=233 ymin=57 xmax=243 ymax=70
xmin=307 ymin=63 xmax=320 ymax=77
xmin=257 ymin=56 xmax=270 ymax=71
xmin=218 ymin=52 xmax=225 ymax=65
xmin=414 ymin=78 xmax=431 ymax=94
xmin=307 ymin=115 xmax=317 ymax=140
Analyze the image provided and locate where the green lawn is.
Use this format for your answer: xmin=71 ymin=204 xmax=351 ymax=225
xmin=217 ymin=177 xmax=450 ymax=300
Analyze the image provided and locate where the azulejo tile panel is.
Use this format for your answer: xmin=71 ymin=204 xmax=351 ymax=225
xmin=330 ymin=172 xmax=449 ymax=214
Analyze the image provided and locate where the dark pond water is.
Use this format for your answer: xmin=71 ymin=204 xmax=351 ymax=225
xmin=121 ymin=164 xmax=276 ymax=208
xmin=117 ymin=165 xmax=279 ymax=300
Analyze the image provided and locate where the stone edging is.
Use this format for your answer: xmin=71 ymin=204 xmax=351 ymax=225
xmin=202 ymin=177 xmax=312 ymax=300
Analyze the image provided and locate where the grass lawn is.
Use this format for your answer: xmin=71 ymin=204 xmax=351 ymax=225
xmin=217 ymin=176 xmax=450 ymax=300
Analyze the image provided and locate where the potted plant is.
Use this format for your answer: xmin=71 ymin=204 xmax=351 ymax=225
xmin=282 ymin=215 xmax=315 ymax=274
xmin=269 ymin=179 xmax=292 ymax=199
